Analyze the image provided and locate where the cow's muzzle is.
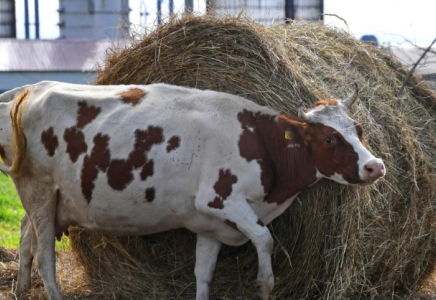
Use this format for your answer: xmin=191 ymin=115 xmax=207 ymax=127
xmin=362 ymin=159 xmax=385 ymax=182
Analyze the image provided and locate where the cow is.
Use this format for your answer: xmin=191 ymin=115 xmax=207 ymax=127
xmin=0 ymin=81 xmax=385 ymax=300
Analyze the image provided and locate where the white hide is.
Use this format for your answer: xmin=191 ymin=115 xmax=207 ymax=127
xmin=1 ymin=82 xmax=279 ymax=300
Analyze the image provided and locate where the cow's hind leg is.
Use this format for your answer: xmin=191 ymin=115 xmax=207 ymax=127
xmin=195 ymin=234 xmax=222 ymax=300
xmin=16 ymin=214 xmax=37 ymax=295
xmin=17 ymin=180 xmax=63 ymax=300
xmin=31 ymin=206 xmax=62 ymax=299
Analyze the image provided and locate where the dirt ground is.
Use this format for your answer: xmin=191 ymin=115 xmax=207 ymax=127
xmin=2 ymin=246 xmax=436 ymax=300
xmin=0 ymin=248 xmax=102 ymax=300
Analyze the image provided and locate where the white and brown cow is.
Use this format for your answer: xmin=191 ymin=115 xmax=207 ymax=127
xmin=0 ymin=81 xmax=385 ymax=300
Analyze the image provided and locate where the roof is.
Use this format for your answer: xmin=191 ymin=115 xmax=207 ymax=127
xmin=390 ymin=46 xmax=436 ymax=77
xmin=0 ymin=39 xmax=126 ymax=72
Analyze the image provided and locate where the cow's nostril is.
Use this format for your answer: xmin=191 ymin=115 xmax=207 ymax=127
xmin=363 ymin=162 xmax=385 ymax=181
xmin=365 ymin=165 xmax=374 ymax=175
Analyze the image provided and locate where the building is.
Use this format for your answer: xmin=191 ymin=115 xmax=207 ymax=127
xmin=0 ymin=0 xmax=16 ymax=38
xmin=391 ymin=47 xmax=436 ymax=86
xmin=0 ymin=39 xmax=125 ymax=92
xmin=58 ymin=0 xmax=129 ymax=39
xmin=208 ymin=0 xmax=324 ymax=24
xmin=0 ymin=0 xmax=130 ymax=92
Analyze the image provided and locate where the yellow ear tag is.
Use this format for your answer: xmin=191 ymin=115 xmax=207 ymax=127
xmin=285 ymin=130 xmax=292 ymax=140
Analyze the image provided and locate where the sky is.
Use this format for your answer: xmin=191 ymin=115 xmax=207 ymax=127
xmin=323 ymin=0 xmax=436 ymax=47
xmin=13 ymin=0 xmax=436 ymax=47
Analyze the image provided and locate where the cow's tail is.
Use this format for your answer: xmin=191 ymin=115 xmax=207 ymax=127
xmin=1 ymin=88 xmax=32 ymax=177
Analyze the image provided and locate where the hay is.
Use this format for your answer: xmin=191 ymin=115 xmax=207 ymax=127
xmin=0 ymin=247 xmax=14 ymax=262
xmin=70 ymin=14 xmax=436 ymax=299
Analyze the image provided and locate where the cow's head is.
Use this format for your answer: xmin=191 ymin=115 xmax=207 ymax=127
xmin=278 ymin=84 xmax=385 ymax=185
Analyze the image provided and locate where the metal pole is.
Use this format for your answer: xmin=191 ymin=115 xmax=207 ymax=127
xmin=11 ymin=0 xmax=16 ymax=38
xmin=169 ymin=0 xmax=173 ymax=15
xmin=185 ymin=0 xmax=193 ymax=14
xmin=206 ymin=0 xmax=212 ymax=13
xmin=285 ymin=0 xmax=295 ymax=20
xmin=320 ymin=0 xmax=324 ymax=21
xmin=35 ymin=0 xmax=40 ymax=39
xmin=24 ymin=0 xmax=30 ymax=39
xmin=157 ymin=0 xmax=162 ymax=25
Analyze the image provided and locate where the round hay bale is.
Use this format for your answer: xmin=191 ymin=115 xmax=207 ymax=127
xmin=69 ymin=14 xmax=436 ymax=299
xmin=0 ymin=247 xmax=14 ymax=262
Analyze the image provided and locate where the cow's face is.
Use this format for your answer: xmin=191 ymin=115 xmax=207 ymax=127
xmin=304 ymin=112 xmax=384 ymax=185
xmin=281 ymin=85 xmax=385 ymax=185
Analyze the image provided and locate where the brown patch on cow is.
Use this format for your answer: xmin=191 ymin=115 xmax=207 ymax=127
xmin=354 ymin=121 xmax=366 ymax=147
xmin=257 ymin=219 xmax=265 ymax=227
xmin=106 ymin=126 xmax=164 ymax=191
xmin=107 ymin=159 xmax=134 ymax=191
xmin=208 ymin=169 xmax=237 ymax=209
xmin=81 ymin=134 xmax=111 ymax=202
xmin=0 ymin=144 xmax=5 ymax=161
xmin=80 ymin=126 xmax=164 ymax=201
xmin=308 ymin=123 xmax=360 ymax=184
xmin=129 ymin=127 xmax=164 ymax=168
xmin=63 ymin=127 xmax=87 ymax=163
xmin=214 ymin=169 xmax=238 ymax=200
xmin=145 ymin=187 xmax=155 ymax=202
xmin=118 ymin=88 xmax=146 ymax=106
xmin=166 ymin=136 xmax=180 ymax=152
xmin=242 ymin=112 xmax=319 ymax=205
xmin=77 ymin=101 xmax=101 ymax=129
xmin=41 ymin=127 xmax=59 ymax=157
xmin=237 ymin=110 xmax=274 ymax=193
xmin=140 ymin=160 xmax=154 ymax=181
xmin=91 ymin=134 xmax=111 ymax=172
xmin=314 ymin=99 xmax=339 ymax=107
xmin=224 ymin=219 xmax=239 ymax=231
xmin=81 ymin=156 xmax=99 ymax=202
xmin=207 ymin=197 xmax=224 ymax=209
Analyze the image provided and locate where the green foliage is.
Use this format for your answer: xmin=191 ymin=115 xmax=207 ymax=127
xmin=0 ymin=174 xmax=24 ymax=248
xmin=0 ymin=175 xmax=69 ymax=250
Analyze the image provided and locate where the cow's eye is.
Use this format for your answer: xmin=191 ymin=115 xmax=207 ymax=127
xmin=324 ymin=137 xmax=333 ymax=145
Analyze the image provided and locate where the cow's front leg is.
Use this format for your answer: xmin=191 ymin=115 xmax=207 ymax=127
xmin=251 ymin=228 xmax=274 ymax=300
xmin=16 ymin=214 xmax=36 ymax=295
xmin=223 ymin=210 xmax=274 ymax=300
xmin=197 ymin=195 xmax=274 ymax=300
xmin=245 ymin=222 xmax=274 ymax=300
xmin=195 ymin=235 xmax=222 ymax=300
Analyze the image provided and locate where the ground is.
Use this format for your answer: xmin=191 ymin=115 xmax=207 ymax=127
xmin=1 ymin=245 xmax=436 ymax=299
xmin=0 ymin=248 xmax=99 ymax=300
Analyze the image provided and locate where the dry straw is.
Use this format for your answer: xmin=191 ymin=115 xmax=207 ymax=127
xmin=69 ymin=14 xmax=436 ymax=299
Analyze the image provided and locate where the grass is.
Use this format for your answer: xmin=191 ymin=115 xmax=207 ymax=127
xmin=0 ymin=174 xmax=70 ymax=250
xmin=0 ymin=174 xmax=24 ymax=248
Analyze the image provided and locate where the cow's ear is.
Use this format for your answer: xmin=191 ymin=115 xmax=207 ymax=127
xmin=277 ymin=115 xmax=307 ymax=141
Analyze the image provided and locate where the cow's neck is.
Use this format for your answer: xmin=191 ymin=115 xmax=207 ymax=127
xmin=257 ymin=114 xmax=318 ymax=205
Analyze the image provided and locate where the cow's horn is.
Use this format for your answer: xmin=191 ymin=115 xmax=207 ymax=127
xmin=342 ymin=82 xmax=359 ymax=109
xmin=298 ymin=100 xmax=310 ymax=122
